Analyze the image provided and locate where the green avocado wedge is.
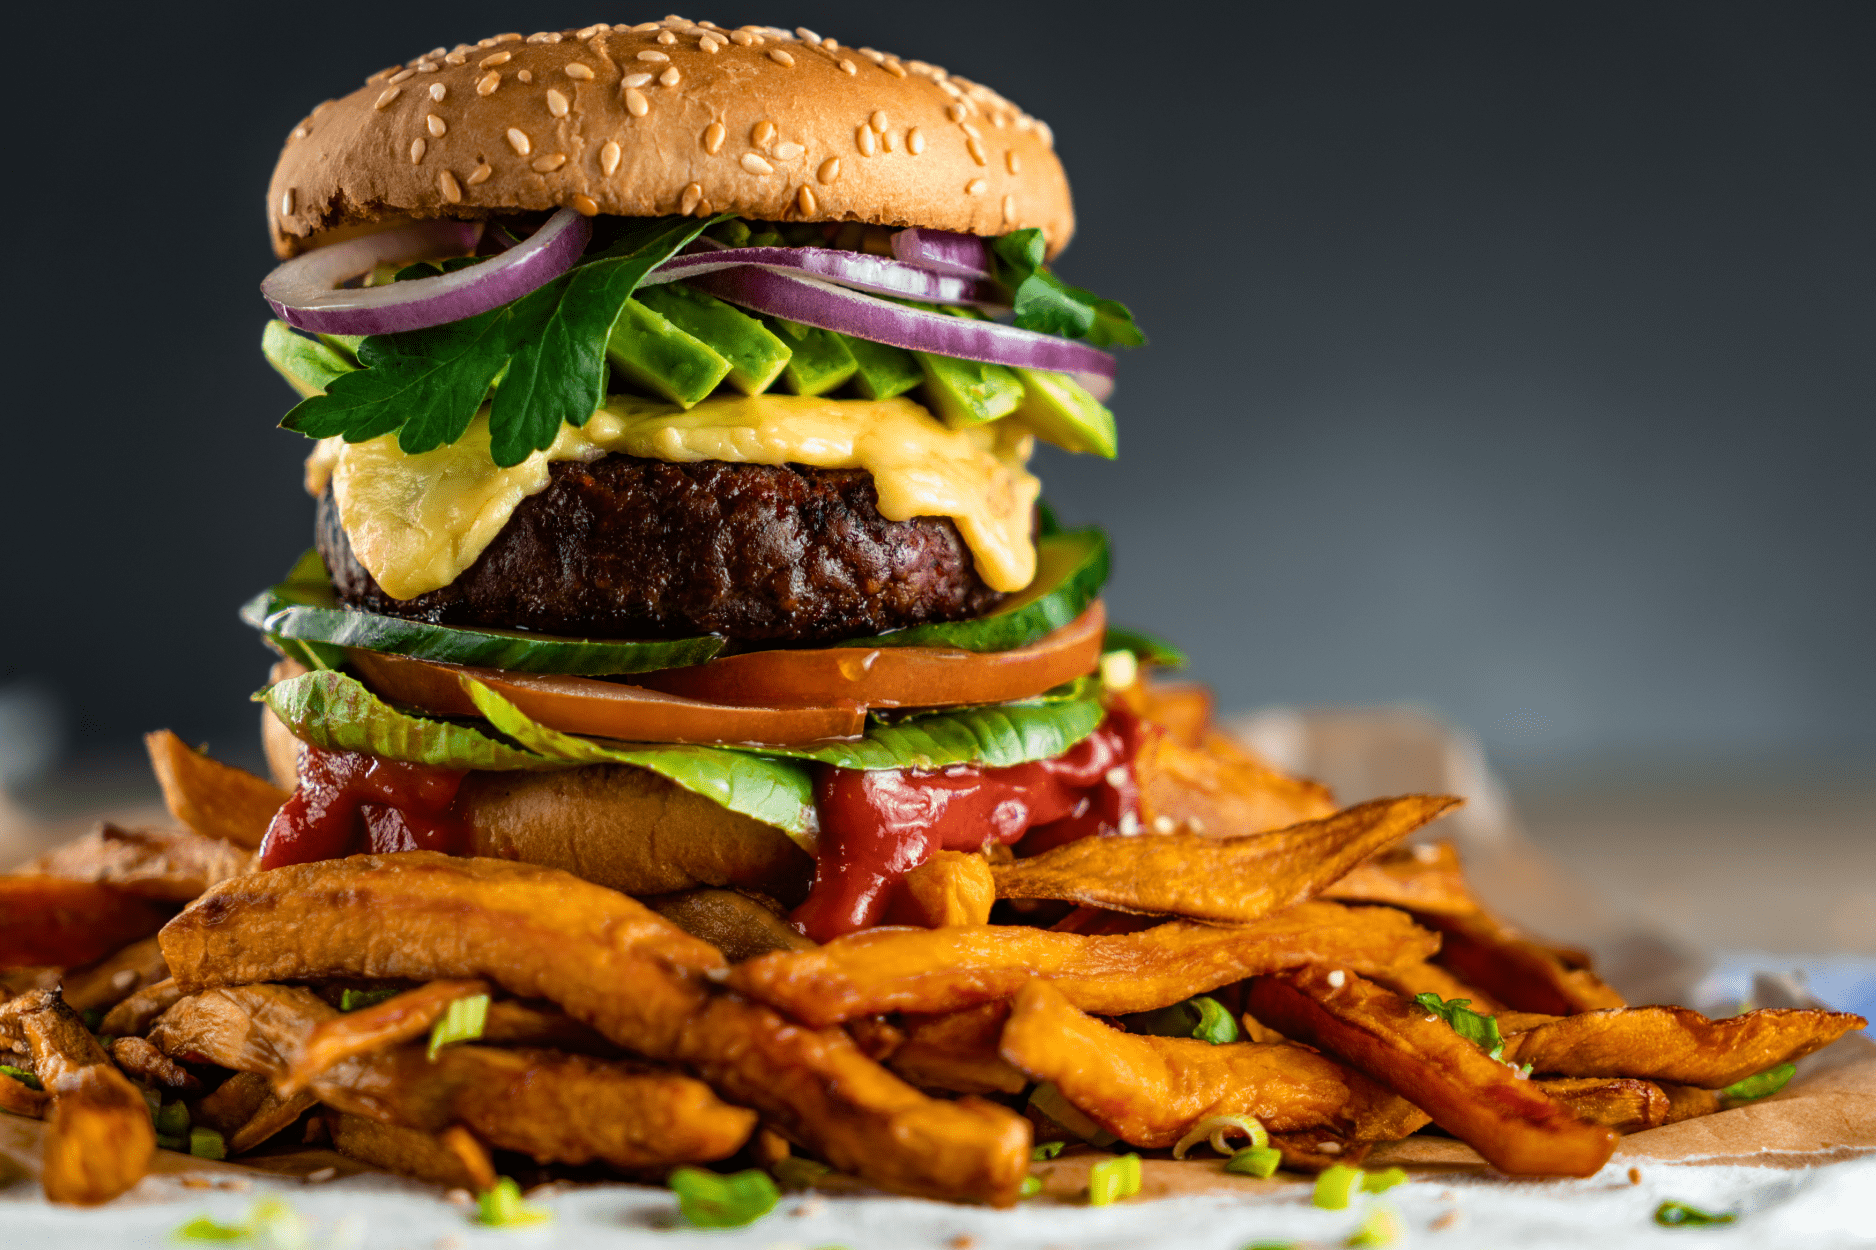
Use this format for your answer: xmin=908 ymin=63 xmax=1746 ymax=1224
xmin=242 ymin=550 xmax=725 ymax=676
xmin=846 ymin=527 xmax=1109 ymax=653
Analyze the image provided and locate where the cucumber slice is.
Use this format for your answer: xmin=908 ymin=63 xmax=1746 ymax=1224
xmin=839 ymin=527 xmax=1109 ymax=653
xmin=241 ymin=551 xmax=725 ymax=676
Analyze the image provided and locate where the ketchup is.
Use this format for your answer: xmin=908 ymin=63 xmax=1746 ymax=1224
xmin=258 ymin=746 xmax=470 ymax=870
xmin=791 ymin=709 xmax=1148 ymax=941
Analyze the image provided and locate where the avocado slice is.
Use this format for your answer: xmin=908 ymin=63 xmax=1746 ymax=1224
xmin=262 ymin=321 xmax=356 ymax=398
xmin=605 ymin=298 xmax=732 ymax=407
xmin=844 ymin=336 xmax=925 ymax=401
xmin=636 ymin=283 xmax=792 ymax=395
xmin=1009 ymin=367 xmax=1118 ymax=458
xmin=914 ymin=352 xmax=1026 ymax=428
xmin=765 ymin=318 xmax=859 ymax=396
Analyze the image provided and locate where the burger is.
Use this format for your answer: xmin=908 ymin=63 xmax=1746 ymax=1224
xmin=247 ymin=15 xmax=1150 ymax=945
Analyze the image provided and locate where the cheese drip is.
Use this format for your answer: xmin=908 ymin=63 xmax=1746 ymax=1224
xmin=305 ymin=394 xmax=1041 ymax=600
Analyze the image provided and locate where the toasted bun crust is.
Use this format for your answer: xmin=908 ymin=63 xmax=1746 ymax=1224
xmin=268 ymin=17 xmax=1072 ymax=259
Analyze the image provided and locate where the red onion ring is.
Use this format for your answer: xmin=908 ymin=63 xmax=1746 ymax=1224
xmin=261 ymin=210 xmax=591 ymax=336
xmin=891 ymin=227 xmax=993 ymax=279
xmin=644 ymin=245 xmax=991 ymax=304
xmin=684 ymin=267 xmax=1116 ymax=400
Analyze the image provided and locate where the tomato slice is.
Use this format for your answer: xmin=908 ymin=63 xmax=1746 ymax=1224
xmin=629 ymin=601 xmax=1107 ymax=709
xmin=348 ymin=650 xmax=867 ymax=746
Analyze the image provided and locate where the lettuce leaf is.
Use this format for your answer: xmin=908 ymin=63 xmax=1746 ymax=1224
xmin=258 ymin=669 xmax=549 ymax=771
xmin=748 ymin=693 xmax=1107 ymax=771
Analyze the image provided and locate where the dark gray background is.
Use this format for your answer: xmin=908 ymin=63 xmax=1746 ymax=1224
xmin=2 ymin=1 xmax=1870 ymax=782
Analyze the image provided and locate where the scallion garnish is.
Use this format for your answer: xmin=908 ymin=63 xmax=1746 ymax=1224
xmin=1224 ymin=1145 xmax=1284 ymax=1178
xmin=1361 ymin=1166 xmax=1408 ymax=1193
xmin=1312 ymin=1163 xmax=1364 ymax=1210
xmin=188 ymin=1127 xmax=227 ymax=1160
xmin=156 ymin=1100 xmax=191 ymax=1138
xmin=1412 ymin=992 xmax=1504 ymax=1056
xmin=1031 ymin=1140 xmax=1066 ymax=1160
xmin=1346 ymin=1205 xmax=1403 ymax=1247
xmin=478 ymin=1177 xmax=552 ymax=1227
xmin=0 ymin=1064 xmax=41 ymax=1091
xmin=1125 ymin=995 xmax=1240 ymax=1045
xmin=1019 ymin=1175 xmax=1044 ymax=1199
xmin=1654 ymin=1200 xmax=1737 ymax=1227
xmin=171 ymin=1216 xmax=246 ymax=1242
xmin=1086 ymin=1153 xmax=1142 ymax=1206
xmin=1721 ymin=1062 xmax=1795 ymax=1102
xmin=426 ymin=993 xmax=489 ymax=1060
xmin=668 ymin=1167 xmax=779 ymax=1228
xmin=340 ymin=988 xmax=400 ymax=1012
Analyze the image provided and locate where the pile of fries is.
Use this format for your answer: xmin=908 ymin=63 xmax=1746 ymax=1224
xmin=0 ymin=687 xmax=1862 ymax=1208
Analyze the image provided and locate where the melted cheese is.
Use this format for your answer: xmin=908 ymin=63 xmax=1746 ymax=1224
xmin=306 ymin=394 xmax=1041 ymax=600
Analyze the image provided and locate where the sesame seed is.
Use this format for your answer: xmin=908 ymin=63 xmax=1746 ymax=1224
xmin=532 ymin=152 xmax=567 ymax=172
xmin=939 ymin=79 xmax=963 ymax=98
xmin=506 ymin=128 xmax=531 ymax=156
xmin=823 ymin=36 xmax=840 ymax=49
xmin=576 ymin=23 xmax=605 ymax=38
xmin=700 ymin=35 xmax=723 ymax=52
xmin=768 ymin=49 xmax=794 ymax=66
xmin=545 ymin=89 xmax=569 ymax=117
xmin=796 ymin=26 xmax=820 ymax=42
xmin=281 ymin=188 xmax=295 ymax=216
xmin=680 ymin=182 xmax=703 ymax=214
xmin=659 ymin=66 xmax=681 ymax=86
xmin=429 ymin=82 xmax=447 ymax=101
xmin=838 ymin=58 xmax=856 ymax=74
xmin=599 ymin=139 xmax=622 ymax=174
xmin=856 ymin=125 xmax=876 ymax=156
xmin=497 ymin=32 xmax=521 ymax=42
xmin=774 ymin=141 xmax=804 ymax=160
xmin=565 ymin=63 xmax=595 ymax=79
xmin=631 ymin=21 xmax=659 ymax=32
xmin=858 ymin=47 xmax=882 ymax=60
xmin=907 ymin=127 xmax=926 ymax=154
xmin=1036 ymin=120 xmax=1054 ymax=148
xmin=1002 ymin=194 xmax=1016 ymax=222
xmin=869 ymin=110 xmax=887 ymax=133
xmin=966 ymin=178 xmax=987 ymax=195
xmin=703 ymin=121 xmax=725 ymax=153
xmin=1005 ymin=150 xmax=1021 ymax=174
xmin=516 ymin=69 xmax=533 ymax=84
xmin=426 ymin=113 xmax=447 ymax=137
xmin=657 ymin=30 xmax=677 ymax=44
xmin=636 ymin=50 xmax=669 ymax=62
xmin=1152 ymin=815 xmax=1175 ymax=834
xmin=741 ymin=153 xmax=774 ymax=174
xmin=624 ymin=87 xmax=650 ymax=117
xmin=468 ymin=163 xmax=493 ymax=185
xmin=797 ymin=184 xmax=818 ymax=215
xmin=752 ymin=120 xmax=775 ymax=147
xmin=479 ymin=50 xmax=511 ymax=67
xmin=961 ymin=121 xmax=982 ymax=140
xmin=410 ymin=136 xmax=427 ymax=164
xmin=526 ymin=31 xmax=560 ymax=43
xmin=438 ymin=170 xmax=462 ymax=203
xmin=477 ymin=37 xmax=499 ymax=48
xmin=373 ymin=86 xmax=402 ymax=110
xmin=571 ymin=193 xmax=599 ymax=216
xmin=881 ymin=129 xmax=896 ymax=152
xmin=476 ymin=71 xmax=501 ymax=96
xmin=817 ymin=156 xmax=841 ymax=184
xmin=1327 ymin=969 xmax=1347 ymax=988
xmin=368 ymin=65 xmax=399 ymax=83
xmin=444 ymin=50 xmax=468 ymax=65
xmin=427 ymin=46 xmax=447 ymax=58
xmin=947 ymin=102 xmax=967 ymax=123
xmin=621 ymin=72 xmax=653 ymax=87
xmin=388 ymin=68 xmax=415 ymax=85
xmin=966 ymin=137 xmax=987 ymax=165
xmin=290 ymin=124 xmax=309 ymax=140
xmin=729 ymin=29 xmax=756 ymax=45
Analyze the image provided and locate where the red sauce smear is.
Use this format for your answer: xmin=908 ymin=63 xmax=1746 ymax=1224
xmin=258 ymin=746 xmax=469 ymax=870
xmin=791 ymin=709 xmax=1146 ymax=942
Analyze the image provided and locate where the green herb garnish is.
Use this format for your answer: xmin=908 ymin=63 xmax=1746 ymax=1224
xmin=1346 ymin=1205 xmax=1403 ymax=1246
xmin=1032 ymin=1140 xmax=1067 ymax=1160
xmin=1721 ymin=1062 xmax=1795 ymax=1102
xmin=1312 ymin=1163 xmax=1364 ymax=1210
xmin=989 ymin=229 xmax=1144 ymax=349
xmin=478 ymin=1177 xmax=552 ymax=1227
xmin=668 ymin=1167 xmax=779 ymax=1228
xmin=1413 ymin=992 xmax=1506 ymax=1058
xmin=1086 ymin=1153 xmax=1142 ymax=1206
xmin=1654 ymin=1200 xmax=1737 ymax=1227
xmin=188 ymin=1127 xmax=227 ymax=1160
xmin=171 ymin=1215 xmax=247 ymax=1241
xmin=427 ymin=993 xmax=489 ymax=1059
xmin=339 ymin=988 xmax=400 ymax=1012
xmin=0 ymin=1064 xmax=42 ymax=1091
xmin=1019 ymin=1175 xmax=1044 ymax=1198
xmin=155 ymin=1100 xmax=191 ymax=1137
xmin=1125 ymin=995 xmax=1240 ymax=1045
xmin=1225 ymin=1145 xmax=1284 ymax=1178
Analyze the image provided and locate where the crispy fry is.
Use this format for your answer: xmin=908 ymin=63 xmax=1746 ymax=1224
xmin=4 ymin=990 xmax=155 ymax=1203
xmin=99 ymin=977 xmax=184 ymax=1038
xmin=846 ymin=1014 xmax=906 ymax=1062
xmin=0 ymin=878 xmax=174 ymax=970
xmin=1247 ymin=968 xmax=1618 ymax=1177
xmin=109 ymin=1036 xmax=200 ymax=1093
xmin=731 ymin=901 xmax=1440 ymax=1027
xmin=1133 ymin=725 xmax=1338 ymax=837
xmin=887 ymin=851 xmax=996 ymax=927
xmin=326 ymin=1112 xmax=484 ymax=1188
xmin=1271 ymin=1128 xmax=1373 ymax=1172
xmin=1536 ymin=1078 xmax=1668 ymax=1133
xmin=191 ymin=1071 xmax=321 ymax=1155
xmin=1498 ymin=1005 xmax=1866 ymax=1087
xmin=1421 ymin=909 xmax=1626 ymax=1015
xmin=889 ymin=1003 xmax=1027 ymax=1095
xmin=149 ymin=984 xmax=330 ymax=1075
xmin=21 ymin=823 xmax=251 ymax=901
xmin=644 ymin=888 xmax=816 ymax=962
xmin=1661 ymin=1083 xmax=1723 ymax=1124
xmin=144 ymin=730 xmax=290 ymax=849
xmin=1367 ymin=959 xmax=1507 ymax=1015
xmin=228 ymin=1089 xmax=321 ymax=1155
xmin=0 ymin=1068 xmax=49 ymax=1117
xmin=159 ymin=853 xmax=1031 ymax=1204
xmin=1322 ymin=840 xmax=1479 ymax=917
xmin=1000 ymin=980 xmax=1429 ymax=1149
xmin=60 ymin=937 xmax=170 ymax=1014
xmin=992 ymin=795 xmax=1462 ymax=923
xmin=479 ymin=999 xmax=616 ymax=1054
xmin=1115 ymin=677 xmax=1214 ymax=746
xmin=439 ymin=1125 xmax=498 ymax=1191
xmin=281 ymin=979 xmax=491 ymax=1096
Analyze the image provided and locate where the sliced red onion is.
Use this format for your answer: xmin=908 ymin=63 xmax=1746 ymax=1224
xmin=644 ymin=245 xmax=990 ymax=305
xmin=261 ymin=210 xmax=591 ymax=336
xmin=685 ymin=267 xmax=1115 ymax=400
xmin=891 ymin=227 xmax=993 ymax=279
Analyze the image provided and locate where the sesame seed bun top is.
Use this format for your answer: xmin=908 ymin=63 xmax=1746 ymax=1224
xmin=268 ymin=17 xmax=1074 ymax=259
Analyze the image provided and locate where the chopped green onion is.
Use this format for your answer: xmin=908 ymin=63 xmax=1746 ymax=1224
xmin=771 ymin=1156 xmax=831 ymax=1189
xmin=188 ymin=1127 xmax=227 ymax=1160
xmin=668 ymin=1167 xmax=779 ymax=1228
xmin=1032 ymin=1140 xmax=1067 ymax=1160
xmin=1654 ymin=1200 xmax=1736 ymax=1227
xmin=1172 ymin=1113 xmax=1268 ymax=1160
xmin=1124 ymin=995 xmax=1240 ymax=1045
xmin=1721 ymin=1062 xmax=1795 ymax=1102
xmin=1412 ymin=992 xmax=1504 ymax=1056
xmin=1312 ymin=1163 xmax=1364 ymax=1210
xmin=1361 ymin=1166 xmax=1408 ymax=1193
xmin=171 ymin=1215 xmax=247 ymax=1242
xmin=1225 ymin=1145 xmax=1284 ymax=1178
xmin=1019 ymin=1175 xmax=1044 ymax=1198
xmin=156 ymin=1134 xmax=187 ymax=1152
xmin=156 ymin=1100 xmax=192 ymax=1138
xmin=478 ymin=1177 xmax=553 ymax=1227
xmin=1345 ymin=1204 xmax=1403 ymax=1247
xmin=339 ymin=988 xmax=400 ymax=1012
xmin=1027 ymin=1082 xmax=1118 ymax=1146
xmin=0 ymin=1064 xmax=42 ymax=1091
xmin=426 ymin=993 xmax=489 ymax=1060
xmin=1086 ymin=1153 xmax=1142 ymax=1206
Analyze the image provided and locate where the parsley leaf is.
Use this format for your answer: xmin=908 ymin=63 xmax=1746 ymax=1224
xmin=989 ymin=228 xmax=1144 ymax=349
xmin=1413 ymin=991 xmax=1506 ymax=1057
xmin=282 ymin=215 xmax=723 ymax=467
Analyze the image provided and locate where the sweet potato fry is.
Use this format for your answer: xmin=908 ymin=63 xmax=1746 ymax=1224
xmin=229 ymin=1089 xmax=321 ymax=1155
xmin=99 ymin=978 xmax=184 ymax=1038
xmin=0 ymin=878 xmax=174 ymax=970
xmin=280 ymin=979 xmax=491 ymax=1096
xmin=60 ymin=936 xmax=170 ymax=1014
xmin=1247 ymin=968 xmax=1618 ymax=1177
xmin=992 ymin=795 xmax=1462 ymax=923
xmin=21 ymin=823 xmax=251 ymax=901
xmin=479 ymin=999 xmax=616 ymax=1054
xmin=4 ymin=990 xmax=154 ymax=1203
xmin=1000 ymin=980 xmax=1429 ymax=1149
xmin=159 ymin=853 xmax=1030 ymax=1204
xmin=1270 ymin=1128 xmax=1373 ymax=1171
xmin=439 ymin=1125 xmax=498 ymax=1191
xmin=644 ymin=888 xmax=817 ymax=962
xmin=1133 ymin=725 xmax=1339 ymax=837
xmin=1537 ymin=1078 xmax=1668 ymax=1133
xmin=109 ymin=1036 xmax=199 ymax=1093
xmin=1498 ymin=1005 xmax=1867 ymax=1087
xmin=1367 ymin=959 xmax=1507 ymax=1015
xmin=0 ymin=1068 xmax=49 ymax=1116
xmin=1114 ymin=677 xmax=1214 ymax=747
xmin=889 ymin=1003 xmax=1028 ymax=1095
xmin=192 ymin=1070 xmax=318 ymax=1155
xmin=1421 ymin=909 xmax=1626 ymax=1015
xmin=326 ymin=1112 xmax=485 ymax=1189
xmin=1661 ymin=1083 xmax=1723 ymax=1123
xmin=887 ymin=851 xmax=997 ymax=927
xmin=1322 ymin=840 xmax=1479 ymax=917
xmin=144 ymin=730 xmax=290 ymax=849
xmin=730 ymin=901 xmax=1439 ymax=1026
xmin=149 ymin=984 xmax=331 ymax=1074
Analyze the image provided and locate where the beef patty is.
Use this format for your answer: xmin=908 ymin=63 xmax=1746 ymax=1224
xmin=316 ymin=455 xmax=1008 ymax=644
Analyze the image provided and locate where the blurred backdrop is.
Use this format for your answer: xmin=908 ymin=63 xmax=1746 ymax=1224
xmin=2 ymin=4 xmax=1870 ymax=824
